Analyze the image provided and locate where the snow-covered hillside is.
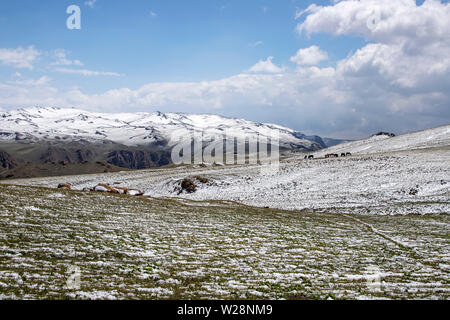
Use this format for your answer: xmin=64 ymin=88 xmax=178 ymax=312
xmin=313 ymin=125 xmax=450 ymax=157
xmin=8 ymin=123 xmax=449 ymax=215
xmin=0 ymin=106 xmax=322 ymax=150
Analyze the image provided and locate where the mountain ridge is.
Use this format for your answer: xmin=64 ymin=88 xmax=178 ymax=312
xmin=0 ymin=106 xmax=328 ymax=179
xmin=0 ymin=106 xmax=325 ymax=150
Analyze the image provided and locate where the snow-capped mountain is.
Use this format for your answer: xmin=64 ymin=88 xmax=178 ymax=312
xmin=0 ymin=106 xmax=323 ymax=150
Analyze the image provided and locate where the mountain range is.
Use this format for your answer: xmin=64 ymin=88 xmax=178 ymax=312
xmin=0 ymin=106 xmax=330 ymax=179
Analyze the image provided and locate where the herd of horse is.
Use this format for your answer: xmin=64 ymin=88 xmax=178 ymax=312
xmin=304 ymin=152 xmax=352 ymax=160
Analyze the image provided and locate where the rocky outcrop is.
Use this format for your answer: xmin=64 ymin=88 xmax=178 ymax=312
xmin=107 ymin=150 xmax=170 ymax=169
xmin=76 ymin=149 xmax=93 ymax=163
xmin=0 ymin=151 xmax=18 ymax=169
xmin=40 ymin=147 xmax=74 ymax=164
xmin=39 ymin=147 xmax=94 ymax=164
xmin=374 ymin=132 xmax=396 ymax=137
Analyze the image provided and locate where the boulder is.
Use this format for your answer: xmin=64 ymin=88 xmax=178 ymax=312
xmin=194 ymin=176 xmax=209 ymax=184
xmin=58 ymin=183 xmax=71 ymax=190
xmin=127 ymin=189 xmax=144 ymax=196
xmin=114 ymin=186 xmax=128 ymax=194
xmin=94 ymin=184 xmax=119 ymax=193
xmin=180 ymin=179 xmax=197 ymax=194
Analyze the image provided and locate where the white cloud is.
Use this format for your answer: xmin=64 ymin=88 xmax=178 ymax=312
xmin=54 ymin=68 xmax=123 ymax=77
xmin=246 ymin=56 xmax=285 ymax=74
xmin=0 ymin=46 xmax=40 ymax=69
xmin=0 ymin=55 xmax=447 ymax=138
xmin=149 ymin=11 xmax=157 ymax=17
xmin=294 ymin=0 xmax=450 ymax=132
xmin=249 ymin=41 xmax=263 ymax=47
xmin=8 ymin=76 xmax=51 ymax=86
xmin=85 ymin=0 xmax=97 ymax=8
xmin=297 ymin=0 xmax=450 ymax=46
xmin=295 ymin=4 xmax=320 ymax=19
xmin=52 ymin=49 xmax=83 ymax=66
xmin=290 ymin=46 xmax=328 ymax=66
xmin=296 ymin=0 xmax=450 ymax=92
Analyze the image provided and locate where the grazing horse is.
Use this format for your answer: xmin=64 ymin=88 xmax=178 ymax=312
xmin=326 ymin=154 xmax=339 ymax=158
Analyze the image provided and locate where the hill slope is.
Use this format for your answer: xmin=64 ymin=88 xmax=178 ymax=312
xmin=9 ymin=124 xmax=448 ymax=215
xmin=313 ymin=125 xmax=450 ymax=157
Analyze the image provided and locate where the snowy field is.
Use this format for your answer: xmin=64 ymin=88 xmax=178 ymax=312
xmin=7 ymin=147 xmax=449 ymax=216
xmin=1 ymin=126 xmax=449 ymax=299
xmin=0 ymin=184 xmax=448 ymax=299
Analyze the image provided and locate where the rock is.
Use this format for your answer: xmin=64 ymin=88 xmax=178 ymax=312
xmin=91 ymin=184 xmax=143 ymax=196
xmin=58 ymin=183 xmax=71 ymax=190
xmin=114 ymin=186 xmax=128 ymax=194
xmin=94 ymin=184 xmax=119 ymax=194
xmin=127 ymin=189 xmax=144 ymax=196
xmin=180 ymin=179 xmax=197 ymax=194
xmin=194 ymin=176 xmax=209 ymax=184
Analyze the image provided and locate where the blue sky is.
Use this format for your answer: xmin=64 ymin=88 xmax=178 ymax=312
xmin=0 ymin=0 xmax=361 ymax=88
xmin=0 ymin=0 xmax=449 ymax=138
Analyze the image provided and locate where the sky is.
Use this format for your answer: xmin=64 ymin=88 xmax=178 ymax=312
xmin=0 ymin=0 xmax=449 ymax=139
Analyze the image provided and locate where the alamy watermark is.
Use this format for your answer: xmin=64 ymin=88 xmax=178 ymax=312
xmin=67 ymin=5 xmax=81 ymax=30
xmin=364 ymin=265 xmax=382 ymax=292
xmin=66 ymin=265 xmax=81 ymax=290
xmin=170 ymin=130 xmax=280 ymax=174
xmin=366 ymin=7 xmax=381 ymax=31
